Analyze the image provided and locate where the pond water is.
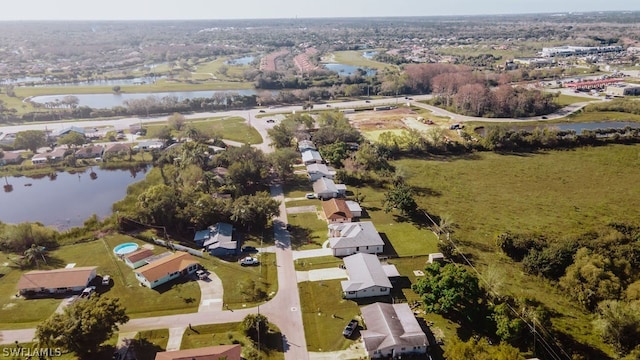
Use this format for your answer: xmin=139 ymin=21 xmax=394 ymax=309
xmin=32 ymin=76 xmax=165 ymax=87
xmin=225 ymin=56 xmax=255 ymax=65
xmin=0 ymin=166 xmax=148 ymax=230
xmin=323 ymin=63 xmax=377 ymax=77
xmin=30 ymin=89 xmax=261 ymax=109
xmin=362 ymin=51 xmax=378 ymax=59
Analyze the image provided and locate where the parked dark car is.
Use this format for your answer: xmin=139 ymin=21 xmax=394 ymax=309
xmin=343 ymin=319 xmax=358 ymax=337
xmin=242 ymin=246 xmax=258 ymax=253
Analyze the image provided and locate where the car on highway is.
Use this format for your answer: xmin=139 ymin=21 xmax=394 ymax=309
xmin=342 ymin=319 xmax=359 ymax=337
xmin=240 ymin=257 xmax=260 ymax=266
xmin=365 ymin=100 xmax=371 ymax=103
xmin=266 ymin=119 xmax=275 ymax=123
xmin=259 ymin=110 xmax=266 ymax=113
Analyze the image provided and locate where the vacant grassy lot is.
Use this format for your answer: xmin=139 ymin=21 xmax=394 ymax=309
xmin=181 ymin=322 xmax=284 ymax=360
xmin=134 ymin=329 xmax=169 ymax=360
xmin=393 ymin=144 xmax=640 ymax=354
xmin=145 ymin=116 xmax=262 ymax=144
xmin=200 ymin=252 xmax=278 ymax=310
xmin=283 ymin=175 xmax=313 ymax=199
xmin=299 ymin=280 xmax=362 ymax=352
xmin=564 ymin=110 xmax=640 ymax=122
xmin=286 ymin=211 xmax=326 ymax=250
xmin=555 ymin=94 xmax=595 ymax=106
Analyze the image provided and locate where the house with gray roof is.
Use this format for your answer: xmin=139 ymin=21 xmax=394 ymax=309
xmin=194 ymin=223 xmax=237 ymax=257
xmin=298 ymin=139 xmax=316 ymax=152
xmin=53 ymin=126 xmax=85 ymax=138
xmin=0 ymin=151 xmax=23 ymax=166
xmin=341 ymin=253 xmax=396 ymax=299
xmin=31 ymin=148 xmax=68 ymax=164
xmin=313 ymin=177 xmax=339 ymax=200
xmin=328 ymin=221 xmax=384 ymax=257
xmin=306 ymin=163 xmax=336 ymax=182
xmin=360 ymin=302 xmax=429 ymax=358
xmin=133 ymin=141 xmax=164 ymax=151
xmin=301 ymin=149 xmax=323 ymax=165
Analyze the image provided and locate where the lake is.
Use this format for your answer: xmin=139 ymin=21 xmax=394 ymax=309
xmin=0 ymin=166 xmax=148 ymax=230
xmin=30 ymin=89 xmax=261 ymax=109
xmin=323 ymin=63 xmax=377 ymax=77
xmin=225 ymin=56 xmax=255 ymax=65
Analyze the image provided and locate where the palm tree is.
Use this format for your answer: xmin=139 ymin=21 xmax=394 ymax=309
xmin=24 ymin=244 xmax=47 ymax=268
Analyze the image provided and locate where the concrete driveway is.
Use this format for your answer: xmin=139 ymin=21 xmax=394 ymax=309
xmin=197 ymin=271 xmax=224 ymax=312
xmin=296 ymin=268 xmax=347 ymax=283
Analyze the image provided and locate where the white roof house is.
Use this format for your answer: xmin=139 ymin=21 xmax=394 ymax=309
xmin=341 ymin=253 xmax=395 ymax=299
xmin=328 ymin=221 xmax=384 ymax=257
xmin=301 ymin=149 xmax=323 ymax=165
xmin=313 ymin=177 xmax=339 ymax=199
xmin=360 ymin=302 xmax=429 ymax=358
xmin=345 ymin=200 xmax=362 ymax=217
xmin=306 ymin=163 xmax=336 ymax=181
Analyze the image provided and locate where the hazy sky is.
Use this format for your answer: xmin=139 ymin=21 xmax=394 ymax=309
xmin=0 ymin=0 xmax=638 ymax=21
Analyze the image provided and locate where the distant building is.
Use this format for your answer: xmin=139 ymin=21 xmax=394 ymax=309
xmin=606 ymin=84 xmax=640 ymax=97
xmin=360 ymin=302 xmax=429 ymax=358
xmin=306 ymin=163 xmax=336 ymax=182
xmin=53 ymin=126 xmax=85 ymax=138
xmin=301 ymin=149 xmax=323 ymax=165
xmin=0 ymin=151 xmax=23 ymax=166
xmin=540 ymin=45 xmax=623 ymax=58
xmin=75 ymin=145 xmax=104 ymax=159
xmin=31 ymin=148 xmax=68 ymax=164
xmin=297 ymin=139 xmax=316 ymax=152
xmin=133 ymin=141 xmax=164 ymax=151
xmin=17 ymin=267 xmax=97 ymax=297
xmin=154 ymin=344 xmax=241 ymax=360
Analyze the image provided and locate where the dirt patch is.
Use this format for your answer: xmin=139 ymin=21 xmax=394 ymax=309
xmin=350 ymin=108 xmax=419 ymax=131
xmin=2 ymin=303 xmax=16 ymax=310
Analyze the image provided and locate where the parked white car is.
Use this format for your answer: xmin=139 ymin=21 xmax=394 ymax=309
xmin=101 ymin=275 xmax=111 ymax=286
xmin=240 ymin=257 xmax=260 ymax=266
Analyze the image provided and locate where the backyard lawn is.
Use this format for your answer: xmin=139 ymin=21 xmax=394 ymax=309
xmin=133 ymin=329 xmax=170 ymax=360
xmin=299 ymin=280 xmax=362 ymax=352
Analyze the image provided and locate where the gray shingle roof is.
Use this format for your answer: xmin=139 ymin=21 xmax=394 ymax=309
xmin=313 ymin=177 xmax=338 ymax=194
xmin=328 ymin=221 xmax=384 ymax=249
xmin=360 ymin=302 xmax=429 ymax=352
xmin=341 ymin=253 xmax=392 ymax=292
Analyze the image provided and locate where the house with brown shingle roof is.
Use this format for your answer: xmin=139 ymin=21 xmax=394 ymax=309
xmin=322 ymin=198 xmax=353 ymax=224
xmin=123 ymin=248 xmax=154 ymax=269
xmin=0 ymin=151 xmax=23 ymax=166
xmin=154 ymin=344 xmax=241 ymax=360
xmin=17 ymin=266 xmax=97 ymax=297
xmin=104 ymin=143 xmax=131 ymax=156
xmin=134 ymin=252 xmax=199 ymax=289
xmin=75 ymin=145 xmax=104 ymax=159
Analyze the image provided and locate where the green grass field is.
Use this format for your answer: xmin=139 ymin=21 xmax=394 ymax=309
xmin=134 ymin=329 xmax=170 ymax=360
xmin=144 ymin=116 xmax=262 ymax=144
xmin=299 ymin=280 xmax=362 ymax=352
xmin=286 ymin=211 xmax=327 ymax=250
xmin=391 ymin=144 xmax=640 ymax=355
xmin=555 ymin=94 xmax=595 ymax=106
xmin=181 ymin=322 xmax=284 ymax=360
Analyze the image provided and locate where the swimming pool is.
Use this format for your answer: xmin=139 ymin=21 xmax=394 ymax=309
xmin=113 ymin=242 xmax=139 ymax=256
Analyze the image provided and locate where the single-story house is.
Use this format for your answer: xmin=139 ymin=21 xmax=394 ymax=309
xmin=322 ymin=198 xmax=353 ymax=224
xmin=335 ymin=184 xmax=347 ymax=196
xmin=301 ymin=149 xmax=323 ymax=165
xmin=306 ymin=163 xmax=336 ymax=182
xmin=53 ymin=126 xmax=85 ymax=138
xmin=17 ymin=266 xmax=97 ymax=297
xmin=313 ymin=177 xmax=339 ymax=200
xmin=104 ymin=143 xmax=131 ymax=156
xmin=134 ymin=252 xmax=199 ymax=289
xmin=124 ymin=248 xmax=155 ymax=269
xmin=0 ymin=132 xmax=16 ymax=146
xmin=75 ymin=145 xmax=104 ymax=159
xmin=428 ymin=252 xmax=445 ymax=264
xmin=341 ymin=253 xmax=394 ymax=299
xmin=360 ymin=302 xmax=429 ymax=358
xmin=31 ymin=148 xmax=68 ymax=165
xmin=194 ymin=222 xmax=237 ymax=257
xmin=133 ymin=141 xmax=164 ymax=151
xmin=0 ymin=151 xmax=23 ymax=166
xmin=155 ymin=344 xmax=241 ymax=360
xmin=345 ymin=200 xmax=363 ymax=218
xmin=328 ymin=221 xmax=384 ymax=257
xmin=298 ymin=139 xmax=316 ymax=152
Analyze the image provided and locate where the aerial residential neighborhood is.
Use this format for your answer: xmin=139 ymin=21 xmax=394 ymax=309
xmin=1 ymin=3 xmax=640 ymax=360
